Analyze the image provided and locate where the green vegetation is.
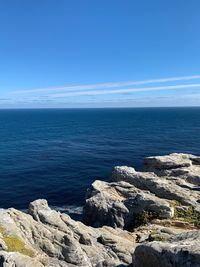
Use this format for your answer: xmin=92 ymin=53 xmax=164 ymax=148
xmin=131 ymin=211 xmax=159 ymax=229
xmin=170 ymin=200 xmax=182 ymax=207
xmin=174 ymin=206 xmax=200 ymax=228
xmin=170 ymin=201 xmax=200 ymax=228
xmin=149 ymin=234 xmax=167 ymax=242
xmin=0 ymin=224 xmax=34 ymax=257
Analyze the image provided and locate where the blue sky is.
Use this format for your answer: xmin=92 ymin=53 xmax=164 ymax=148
xmin=1 ymin=0 xmax=200 ymax=108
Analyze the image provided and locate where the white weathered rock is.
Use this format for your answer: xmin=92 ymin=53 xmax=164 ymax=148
xmin=0 ymin=239 xmax=7 ymax=251
xmin=83 ymin=180 xmax=174 ymax=229
xmin=144 ymin=153 xmax=200 ymax=186
xmin=144 ymin=153 xmax=192 ymax=170
xmin=0 ymin=199 xmax=136 ymax=267
xmin=111 ymin=166 xmax=200 ymax=206
xmin=0 ymin=252 xmax=44 ymax=267
xmin=133 ymin=230 xmax=200 ymax=267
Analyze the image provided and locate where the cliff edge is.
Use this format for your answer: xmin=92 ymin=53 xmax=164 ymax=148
xmin=0 ymin=153 xmax=200 ymax=267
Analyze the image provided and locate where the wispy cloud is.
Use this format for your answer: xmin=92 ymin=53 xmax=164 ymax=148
xmin=3 ymin=74 xmax=200 ymax=108
xmin=51 ymin=83 xmax=200 ymax=98
xmin=10 ymin=74 xmax=200 ymax=95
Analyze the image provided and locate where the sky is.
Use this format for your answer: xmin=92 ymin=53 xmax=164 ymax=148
xmin=0 ymin=0 xmax=200 ymax=108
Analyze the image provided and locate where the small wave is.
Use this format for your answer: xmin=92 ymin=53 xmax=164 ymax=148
xmin=51 ymin=205 xmax=83 ymax=215
xmin=20 ymin=205 xmax=83 ymax=216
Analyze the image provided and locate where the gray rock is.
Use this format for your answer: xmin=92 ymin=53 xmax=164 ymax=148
xmin=0 ymin=251 xmax=44 ymax=267
xmin=144 ymin=153 xmax=200 ymax=186
xmin=111 ymin=166 xmax=200 ymax=206
xmin=0 ymin=200 xmax=136 ymax=267
xmin=133 ymin=230 xmax=200 ymax=267
xmin=83 ymin=180 xmax=173 ymax=229
xmin=83 ymin=153 xmax=200 ymax=232
xmin=144 ymin=153 xmax=192 ymax=170
xmin=0 ymin=239 xmax=7 ymax=251
xmin=28 ymin=198 xmax=50 ymax=221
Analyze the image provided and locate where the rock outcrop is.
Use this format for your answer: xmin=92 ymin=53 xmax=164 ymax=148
xmin=133 ymin=230 xmax=200 ymax=267
xmin=83 ymin=153 xmax=200 ymax=230
xmin=0 ymin=153 xmax=200 ymax=266
xmin=83 ymin=180 xmax=173 ymax=229
xmin=144 ymin=153 xmax=200 ymax=186
xmin=0 ymin=199 xmax=136 ymax=267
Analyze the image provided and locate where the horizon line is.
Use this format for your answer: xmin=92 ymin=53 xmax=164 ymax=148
xmin=0 ymin=105 xmax=200 ymax=110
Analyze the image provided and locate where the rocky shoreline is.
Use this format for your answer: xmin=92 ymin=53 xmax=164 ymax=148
xmin=0 ymin=153 xmax=200 ymax=266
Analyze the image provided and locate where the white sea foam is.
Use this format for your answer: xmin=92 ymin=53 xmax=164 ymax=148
xmin=20 ymin=205 xmax=83 ymax=215
xmin=50 ymin=205 xmax=83 ymax=215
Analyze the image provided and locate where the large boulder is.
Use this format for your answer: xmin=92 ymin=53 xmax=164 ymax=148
xmin=111 ymin=166 xmax=200 ymax=206
xmin=144 ymin=153 xmax=192 ymax=170
xmin=144 ymin=153 xmax=200 ymax=186
xmin=133 ymin=230 xmax=200 ymax=267
xmin=83 ymin=180 xmax=174 ymax=229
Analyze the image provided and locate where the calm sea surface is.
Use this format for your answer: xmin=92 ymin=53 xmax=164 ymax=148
xmin=0 ymin=108 xmax=200 ymax=211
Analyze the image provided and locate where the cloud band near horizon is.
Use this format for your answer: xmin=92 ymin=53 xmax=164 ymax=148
xmin=10 ymin=74 xmax=200 ymax=95
xmin=2 ymin=74 xmax=200 ymax=107
xmin=50 ymin=83 xmax=200 ymax=98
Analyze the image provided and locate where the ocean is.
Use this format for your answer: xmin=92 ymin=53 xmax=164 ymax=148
xmin=0 ymin=107 xmax=200 ymax=214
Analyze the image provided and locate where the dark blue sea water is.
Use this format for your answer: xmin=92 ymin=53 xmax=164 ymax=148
xmin=0 ymin=108 xmax=200 ymax=212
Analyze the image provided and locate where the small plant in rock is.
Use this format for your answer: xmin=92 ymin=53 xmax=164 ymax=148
xmin=131 ymin=211 xmax=160 ymax=230
xmin=174 ymin=206 xmax=200 ymax=228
